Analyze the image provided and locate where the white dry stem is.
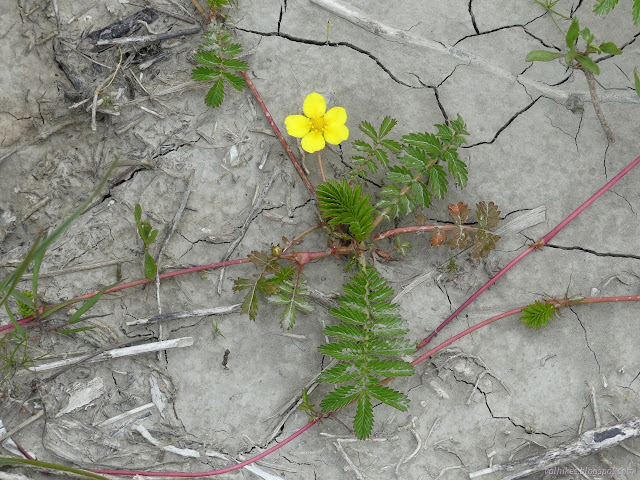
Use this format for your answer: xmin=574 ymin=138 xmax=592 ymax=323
xmin=95 ymin=402 xmax=154 ymax=427
xmin=28 ymin=337 xmax=194 ymax=372
xmin=127 ymin=305 xmax=242 ymax=326
xmin=134 ymin=424 xmax=200 ymax=458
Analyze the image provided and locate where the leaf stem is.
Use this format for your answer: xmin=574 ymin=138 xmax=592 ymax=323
xmin=416 ymin=153 xmax=640 ymax=350
xmin=240 ymin=71 xmax=317 ymax=197
xmin=372 ymin=224 xmax=478 ymax=242
xmin=583 ymin=69 xmax=615 ymax=143
xmin=317 ymin=150 xmax=327 ymax=182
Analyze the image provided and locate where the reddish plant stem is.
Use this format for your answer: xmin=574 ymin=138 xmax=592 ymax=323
xmin=241 ymin=71 xmax=316 ymax=197
xmin=1 ymin=248 xmax=356 ymax=335
xmin=417 ymin=154 xmax=640 ymax=350
xmin=373 ymin=224 xmax=477 ymax=242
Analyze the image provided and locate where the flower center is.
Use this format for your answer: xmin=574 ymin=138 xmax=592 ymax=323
xmin=311 ymin=116 xmax=326 ymax=133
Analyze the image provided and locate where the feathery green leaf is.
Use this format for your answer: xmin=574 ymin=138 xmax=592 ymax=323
xmin=521 ymin=300 xmax=556 ymax=329
xmin=316 ymin=180 xmax=375 ymax=242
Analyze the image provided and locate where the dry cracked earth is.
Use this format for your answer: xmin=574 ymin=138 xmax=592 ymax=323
xmin=1 ymin=0 xmax=640 ymax=479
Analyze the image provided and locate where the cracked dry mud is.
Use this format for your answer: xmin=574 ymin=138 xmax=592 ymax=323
xmin=1 ymin=0 xmax=640 ymax=479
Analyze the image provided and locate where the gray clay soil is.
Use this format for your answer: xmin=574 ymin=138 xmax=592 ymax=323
xmin=1 ymin=0 xmax=640 ymax=479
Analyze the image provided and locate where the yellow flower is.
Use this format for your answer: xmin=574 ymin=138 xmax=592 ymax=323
xmin=284 ymin=92 xmax=349 ymax=153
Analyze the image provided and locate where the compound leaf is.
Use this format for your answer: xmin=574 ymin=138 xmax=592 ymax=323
xmin=359 ymin=121 xmax=378 ymax=141
xmin=448 ymin=202 xmax=470 ymax=224
xmin=192 ymin=66 xmax=220 ymax=82
xmin=354 ymin=393 xmax=373 ymax=439
xmin=205 ymin=78 xmax=225 ymax=108
xmin=378 ymin=116 xmax=397 ymax=138
xmin=427 ymin=164 xmax=448 ymax=199
xmin=222 ymin=71 xmax=245 ymax=91
xmin=476 ymin=201 xmax=501 ymax=229
xmin=316 ymin=180 xmax=375 ymax=242
xmin=194 ymin=51 xmax=223 ymax=67
xmin=593 ymin=0 xmax=619 ymax=16
xmin=521 ymin=300 xmax=556 ymax=329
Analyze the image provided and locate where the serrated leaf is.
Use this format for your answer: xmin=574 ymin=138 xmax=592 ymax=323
xmin=402 ymin=133 xmax=441 ymax=156
xmin=444 ymin=149 xmax=468 ymax=187
xmin=525 ymin=50 xmax=564 ymax=62
xmin=281 ymin=303 xmax=296 ymax=330
xmin=241 ymin=286 xmax=259 ymax=321
xmin=476 ymin=201 xmax=501 ymax=229
xmin=521 ymin=300 xmax=556 ymax=329
xmin=194 ymin=51 xmax=223 ymax=67
xmin=387 ymin=165 xmax=413 ymax=184
xmin=431 ymin=227 xmax=446 ymax=246
xmin=399 ymin=145 xmax=429 ymax=169
xmin=221 ymin=58 xmax=249 ymax=70
xmin=374 ymin=148 xmax=389 ymax=167
xmin=471 ymin=230 xmax=501 ymax=258
xmin=353 ymin=140 xmax=373 ymax=153
xmin=318 ymin=341 xmax=364 ymax=361
xmin=318 ymin=364 xmax=360 ymax=384
xmin=144 ymin=250 xmax=157 ymax=279
xmin=598 ymin=42 xmax=622 ymax=55
xmin=427 ymin=164 xmax=448 ymax=199
xmin=367 ymin=384 xmax=410 ymax=411
xmin=359 ymin=121 xmax=378 ymax=141
xmin=316 ymin=180 xmax=375 ymax=242
xmin=192 ymin=66 xmax=220 ymax=82
xmin=324 ymin=323 xmax=366 ymax=341
xmin=367 ymin=359 xmax=414 ymax=377
xmin=378 ymin=116 xmax=397 ymax=138
xmin=448 ymin=202 xmax=470 ymax=224
xmin=566 ymin=17 xmax=580 ymax=49
xmin=205 ymin=78 xmax=225 ymax=108
xmin=233 ymin=277 xmax=253 ymax=291
xmin=320 ymin=384 xmax=362 ymax=410
xmin=222 ymin=71 xmax=245 ymax=91
xmin=593 ymin=0 xmax=618 ymax=15
xmin=380 ymin=139 xmax=402 ymax=153
xmin=222 ymin=43 xmax=243 ymax=55
xmin=448 ymin=225 xmax=470 ymax=250
xmin=411 ymin=181 xmax=431 ymax=208
xmin=354 ymin=393 xmax=373 ymax=439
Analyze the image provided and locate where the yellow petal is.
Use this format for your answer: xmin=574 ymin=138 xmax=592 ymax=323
xmin=303 ymin=92 xmax=326 ymax=119
xmin=324 ymin=106 xmax=347 ymax=126
xmin=324 ymin=124 xmax=349 ymax=145
xmin=301 ymin=131 xmax=325 ymax=153
xmin=285 ymin=115 xmax=312 ymax=138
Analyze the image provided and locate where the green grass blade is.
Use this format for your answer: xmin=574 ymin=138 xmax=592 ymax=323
xmin=0 ymin=231 xmax=43 ymax=308
xmin=66 ymin=282 xmax=118 ymax=325
xmin=0 ymin=456 xmax=111 ymax=480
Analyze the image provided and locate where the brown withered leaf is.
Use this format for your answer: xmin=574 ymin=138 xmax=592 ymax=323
xmin=447 ymin=225 xmax=470 ymax=249
xmin=448 ymin=202 xmax=470 ymax=225
xmin=471 ymin=231 xmax=501 ymax=258
xmin=476 ymin=202 xmax=500 ymax=229
xmin=430 ymin=227 xmax=446 ymax=246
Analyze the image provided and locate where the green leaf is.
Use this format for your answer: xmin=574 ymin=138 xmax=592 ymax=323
xmin=353 ymin=140 xmax=373 ymax=153
xmin=354 ymin=393 xmax=373 ymax=439
xmin=323 ymin=323 xmax=365 ymax=342
xmin=367 ymin=359 xmax=414 ymax=377
xmin=378 ymin=116 xmax=397 ymax=138
xmin=374 ymin=148 xmax=389 ymax=167
xmin=192 ymin=66 xmax=220 ymax=82
xmin=598 ymin=42 xmax=622 ymax=55
xmin=427 ymin=164 xmax=448 ymax=199
xmin=399 ymin=145 xmax=429 ymax=169
xmin=635 ymin=67 xmax=640 ymax=97
xmin=410 ymin=181 xmax=431 ymax=208
xmin=5 ymin=302 xmax=25 ymax=337
xmin=222 ymin=43 xmax=243 ymax=55
xmin=320 ymin=384 xmax=362 ymax=410
xmin=318 ymin=364 xmax=360 ymax=384
xmin=402 ymin=133 xmax=441 ymax=156
xmin=66 ymin=283 xmax=117 ymax=325
xmin=593 ymin=0 xmax=618 ymax=16
xmin=387 ymin=166 xmax=413 ymax=184
xmin=134 ymin=203 xmax=142 ymax=223
xmin=521 ymin=300 xmax=556 ymax=329
xmin=194 ymin=51 xmax=223 ymax=67
xmin=580 ymin=27 xmax=594 ymax=46
xmin=576 ymin=55 xmax=600 ymax=74
xmin=471 ymin=230 xmax=501 ymax=258
xmin=380 ymin=139 xmax=402 ymax=153
xmin=444 ymin=150 xmax=468 ymax=188
xmin=57 ymin=326 xmax=96 ymax=334
xmin=367 ymin=384 xmax=410 ymax=411
xmin=634 ymin=0 xmax=640 ymax=25
xmin=318 ymin=341 xmax=363 ymax=361
xmin=359 ymin=121 xmax=378 ymax=141
xmin=525 ymin=50 xmax=564 ymax=62
xmin=221 ymin=58 xmax=249 ymax=71
xmin=316 ymin=180 xmax=375 ymax=242
xmin=144 ymin=250 xmax=157 ymax=279
xmin=222 ymin=71 xmax=245 ymax=91
xmin=146 ymin=228 xmax=158 ymax=246
xmin=566 ymin=17 xmax=580 ymax=49
xmin=205 ymin=78 xmax=225 ymax=108
xmin=240 ymin=285 xmax=259 ymax=320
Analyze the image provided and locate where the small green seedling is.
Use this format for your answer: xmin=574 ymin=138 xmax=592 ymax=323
xmin=526 ymin=17 xmax=622 ymax=74
xmin=134 ymin=204 xmax=158 ymax=280
xmin=192 ymin=24 xmax=247 ymax=108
